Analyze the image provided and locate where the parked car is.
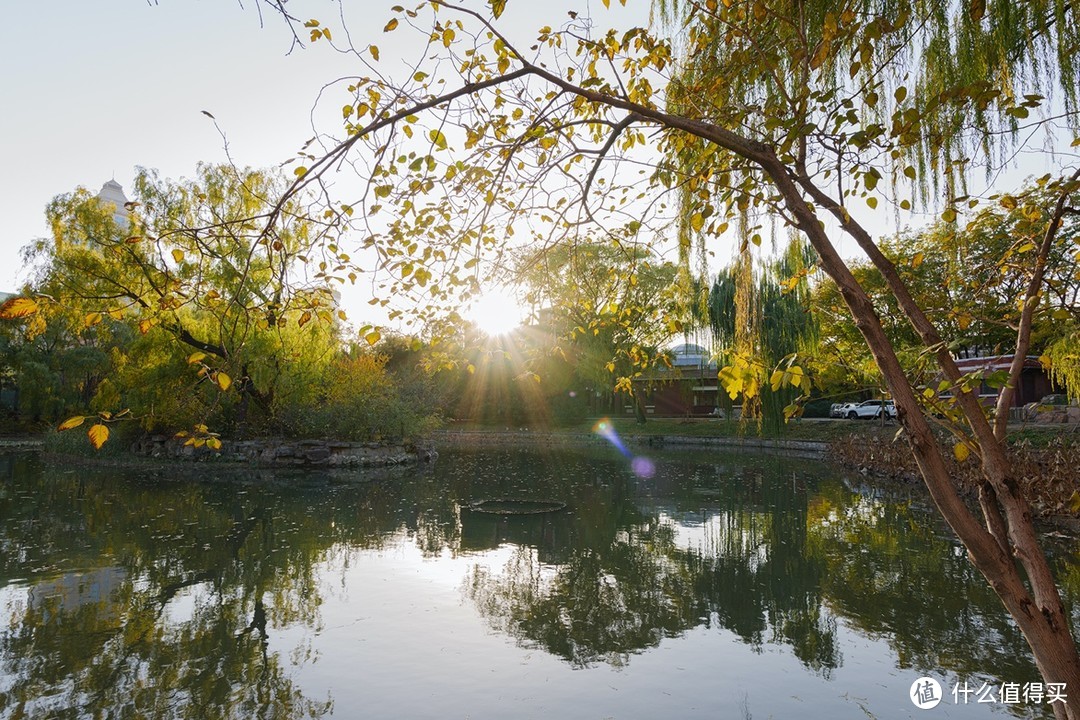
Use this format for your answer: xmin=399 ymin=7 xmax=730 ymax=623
xmin=829 ymin=403 xmax=846 ymax=418
xmin=1022 ymin=394 xmax=1080 ymax=423
xmin=838 ymin=399 xmax=895 ymax=420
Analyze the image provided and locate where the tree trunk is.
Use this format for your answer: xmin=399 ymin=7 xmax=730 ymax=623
xmin=760 ymin=154 xmax=1080 ymax=719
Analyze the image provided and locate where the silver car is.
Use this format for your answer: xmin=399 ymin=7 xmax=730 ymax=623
xmin=839 ymin=399 xmax=895 ymax=420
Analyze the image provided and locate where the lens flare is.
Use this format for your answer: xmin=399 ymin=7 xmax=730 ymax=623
xmin=630 ymin=456 xmax=656 ymax=478
xmin=594 ymin=418 xmax=655 ymax=478
xmin=593 ymin=418 xmax=629 ymax=457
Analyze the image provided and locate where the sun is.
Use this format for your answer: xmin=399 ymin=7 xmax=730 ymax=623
xmin=465 ymin=286 xmax=528 ymax=337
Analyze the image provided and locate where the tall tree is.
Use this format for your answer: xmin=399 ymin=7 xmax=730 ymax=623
xmin=7 ymin=164 xmax=343 ymax=438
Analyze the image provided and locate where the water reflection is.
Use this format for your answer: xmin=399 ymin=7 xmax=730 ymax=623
xmin=0 ymin=446 xmax=1071 ymax=719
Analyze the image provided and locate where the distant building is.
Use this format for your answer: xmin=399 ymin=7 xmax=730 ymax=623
xmin=630 ymin=342 xmax=720 ymax=417
xmin=951 ymin=355 xmax=1056 ymax=407
xmin=96 ymin=179 xmax=130 ymax=230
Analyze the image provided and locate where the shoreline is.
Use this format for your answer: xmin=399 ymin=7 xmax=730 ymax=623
xmin=433 ymin=428 xmax=829 ymax=458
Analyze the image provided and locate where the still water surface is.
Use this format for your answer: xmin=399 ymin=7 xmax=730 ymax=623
xmin=1 ymin=444 xmax=1077 ymax=719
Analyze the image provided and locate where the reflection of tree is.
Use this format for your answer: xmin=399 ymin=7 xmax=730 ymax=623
xmin=806 ymin=480 xmax=1041 ymax=685
xmin=1 ymin=446 xmax=1069 ymax=714
xmin=458 ymin=447 xmax=1072 ymax=691
xmin=462 ymin=454 xmax=842 ymax=673
xmin=0 ymin=457 xmax=408 ymax=720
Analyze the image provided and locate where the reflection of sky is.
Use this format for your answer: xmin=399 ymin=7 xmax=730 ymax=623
xmin=659 ymin=510 xmax=771 ymax=571
xmin=272 ymin=539 xmax=1028 ymax=720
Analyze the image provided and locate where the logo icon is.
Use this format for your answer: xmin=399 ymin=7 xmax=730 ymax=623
xmin=911 ymin=677 xmax=943 ymax=709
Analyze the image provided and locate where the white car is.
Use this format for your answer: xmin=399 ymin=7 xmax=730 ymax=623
xmin=838 ymin=399 xmax=895 ymax=420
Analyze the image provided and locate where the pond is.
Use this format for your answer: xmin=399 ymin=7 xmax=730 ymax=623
xmin=0 ymin=443 xmax=1077 ymax=719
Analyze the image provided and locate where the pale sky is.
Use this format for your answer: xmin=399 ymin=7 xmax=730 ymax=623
xmin=0 ymin=0 xmax=652 ymax=332
xmin=2 ymin=1 xmax=1067 ymax=330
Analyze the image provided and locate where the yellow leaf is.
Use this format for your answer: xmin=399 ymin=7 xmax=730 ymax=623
xmin=138 ymin=318 xmax=156 ymax=334
xmin=187 ymin=352 xmax=207 ymax=364
xmin=770 ymin=370 xmax=784 ymax=391
xmin=0 ymin=296 xmax=39 ymax=319
xmin=690 ymin=213 xmax=704 ymax=232
xmin=370 ymin=45 xmax=380 ymax=61
xmin=88 ymin=424 xmax=110 ymax=450
xmin=58 ymin=416 xmax=86 ymax=431
xmin=207 ymin=437 xmax=222 ymax=451
xmin=384 ymin=18 xmax=398 ymax=31
xmin=298 ymin=310 xmax=312 ymax=327
xmin=429 ymin=129 xmax=448 ymax=150
xmin=442 ymin=27 xmax=455 ymax=48
xmin=489 ymin=0 xmax=507 ymax=18
xmin=172 ymin=248 xmax=185 ymax=263
xmin=912 ymin=252 xmax=924 ymax=268
xmin=954 ymin=441 xmax=971 ymax=463
xmin=365 ymin=330 xmax=382 ymax=346
xmin=216 ymin=372 xmax=232 ymax=392
xmin=84 ymin=312 xmax=102 ymax=328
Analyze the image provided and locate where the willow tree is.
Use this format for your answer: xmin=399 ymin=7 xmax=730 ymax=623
xmin=4 ymin=164 xmax=343 ymax=440
xmin=4 ymin=0 xmax=1080 ymax=709
xmin=710 ymin=234 xmax=818 ymax=426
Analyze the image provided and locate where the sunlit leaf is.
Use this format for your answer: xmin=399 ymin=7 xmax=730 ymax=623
xmin=187 ymin=352 xmax=207 ymax=364
xmin=172 ymin=249 xmax=185 ymax=263
xmin=88 ymin=424 xmax=109 ymax=450
xmin=216 ymin=372 xmax=232 ymax=392
xmin=954 ymin=441 xmax=971 ymax=463
xmin=0 ymin=297 xmax=39 ymax=319
xmin=58 ymin=416 xmax=86 ymax=431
